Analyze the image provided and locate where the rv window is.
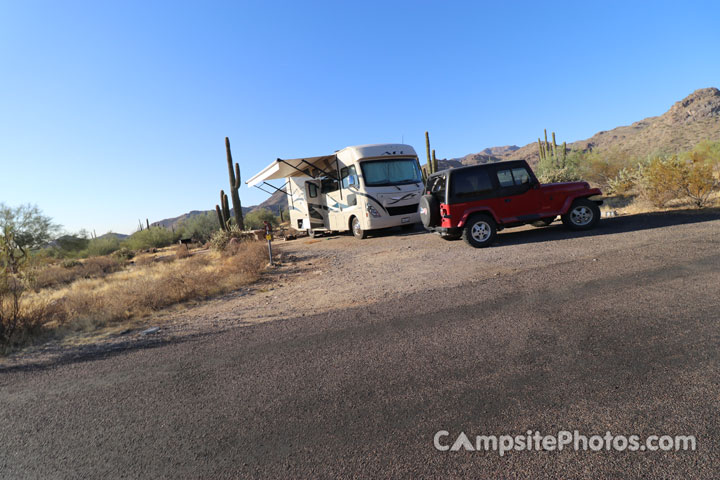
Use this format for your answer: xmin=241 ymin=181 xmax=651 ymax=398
xmin=321 ymin=178 xmax=339 ymax=194
xmin=308 ymin=183 xmax=318 ymax=198
xmin=360 ymin=158 xmax=422 ymax=186
xmin=341 ymin=165 xmax=358 ymax=188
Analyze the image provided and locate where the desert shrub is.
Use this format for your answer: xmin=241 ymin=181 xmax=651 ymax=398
xmin=209 ymin=227 xmax=256 ymax=251
xmin=682 ymin=157 xmax=718 ymax=207
xmin=578 ymin=149 xmax=634 ymax=190
xmin=52 ymin=234 xmax=90 ymax=258
xmin=125 ymin=227 xmax=178 ymax=251
xmin=175 ymin=244 xmax=191 ymax=260
xmin=112 ymin=247 xmax=135 ymax=261
xmin=640 ymin=156 xmax=686 ymax=207
xmin=607 ymin=165 xmax=643 ymax=195
xmin=61 ymin=259 xmax=82 ymax=268
xmin=84 ymin=236 xmax=122 ymax=257
xmin=244 ymin=208 xmax=279 ymax=230
xmin=177 ymin=212 xmax=220 ymax=243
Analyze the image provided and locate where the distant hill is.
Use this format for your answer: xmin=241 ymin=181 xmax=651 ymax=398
xmin=480 ymin=87 xmax=720 ymax=168
xmin=153 ymin=88 xmax=719 ymax=227
xmin=98 ymin=232 xmax=128 ymax=240
xmin=151 ymin=207 xmax=253 ymax=230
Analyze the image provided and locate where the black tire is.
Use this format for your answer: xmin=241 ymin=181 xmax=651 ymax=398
xmin=462 ymin=214 xmax=497 ymax=248
xmin=351 ymin=216 xmax=367 ymax=239
xmin=531 ymin=217 xmax=556 ymax=227
xmin=419 ymin=195 xmax=440 ymax=228
xmin=308 ymin=230 xmax=319 ymax=238
xmin=562 ymin=198 xmax=600 ymax=230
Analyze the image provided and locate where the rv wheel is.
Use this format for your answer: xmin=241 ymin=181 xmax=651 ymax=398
xmin=351 ymin=217 xmax=367 ymax=240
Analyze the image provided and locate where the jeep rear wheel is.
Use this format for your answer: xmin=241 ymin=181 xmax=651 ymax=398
xmin=462 ymin=214 xmax=497 ymax=248
xmin=562 ymin=198 xmax=600 ymax=230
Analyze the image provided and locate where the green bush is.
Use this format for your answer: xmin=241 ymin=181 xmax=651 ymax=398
xmin=177 ymin=212 xmax=220 ymax=243
xmin=640 ymin=156 xmax=686 ymax=207
xmin=244 ymin=208 xmax=279 ymax=230
xmin=83 ymin=236 xmax=122 ymax=257
xmin=208 ymin=227 xmax=256 ymax=251
xmin=124 ymin=227 xmax=178 ymax=251
xmin=112 ymin=247 xmax=135 ymax=261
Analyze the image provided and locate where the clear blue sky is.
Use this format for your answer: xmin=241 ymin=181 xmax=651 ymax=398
xmin=1 ymin=0 xmax=719 ymax=235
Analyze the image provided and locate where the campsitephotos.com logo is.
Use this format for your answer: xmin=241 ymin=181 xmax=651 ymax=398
xmin=434 ymin=430 xmax=697 ymax=456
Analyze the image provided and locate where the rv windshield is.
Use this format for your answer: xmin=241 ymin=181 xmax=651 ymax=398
xmin=360 ymin=158 xmax=422 ymax=186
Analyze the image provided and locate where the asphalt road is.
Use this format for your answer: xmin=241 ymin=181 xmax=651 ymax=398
xmin=1 ymin=211 xmax=719 ymax=478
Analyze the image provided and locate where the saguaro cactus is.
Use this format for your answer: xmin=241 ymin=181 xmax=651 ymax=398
xmin=215 ymin=205 xmax=227 ymax=231
xmin=537 ymin=129 xmax=567 ymax=167
xmin=225 ymin=137 xmax=244 ymax=230
xmin=425 ymin=131 xmax=433 ymax=174
xmin=432 ymin=149 xmax=439 ymax=173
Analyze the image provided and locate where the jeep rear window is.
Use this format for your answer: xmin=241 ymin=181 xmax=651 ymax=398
xmin=451 ymin=168 xmax=493 ymax=198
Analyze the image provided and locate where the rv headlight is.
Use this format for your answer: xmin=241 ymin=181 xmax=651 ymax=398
xmin=366 ymin=204 xmax=381 ymax=217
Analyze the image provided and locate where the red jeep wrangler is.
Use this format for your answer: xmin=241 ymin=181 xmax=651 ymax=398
xmin=419 ymin=160 xmax=603 ymax=247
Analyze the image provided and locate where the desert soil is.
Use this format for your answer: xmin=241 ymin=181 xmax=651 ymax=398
xmin=1 ymin=209 xmax=719 ymax=478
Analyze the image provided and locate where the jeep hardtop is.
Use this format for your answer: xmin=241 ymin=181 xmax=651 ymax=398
xmin=419 ymin=160 xmax=603 ymax=247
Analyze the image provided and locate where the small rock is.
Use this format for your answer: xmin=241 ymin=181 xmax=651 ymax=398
xmin=140 ymin=327 xmax=160 ymax=335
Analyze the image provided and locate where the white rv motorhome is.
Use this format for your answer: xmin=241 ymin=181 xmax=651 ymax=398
xmin=246 ymin=144 xmax=424 ymax=239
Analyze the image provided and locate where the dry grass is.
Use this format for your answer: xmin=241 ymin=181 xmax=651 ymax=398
xmin=32 ymin=256 xmax=123 ymax=290
xmin=5 ymin=241 xmax=269 ymax=352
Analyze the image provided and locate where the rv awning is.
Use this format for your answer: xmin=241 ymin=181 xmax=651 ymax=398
xmin=246 ymin=154 xmax=338 ymax=187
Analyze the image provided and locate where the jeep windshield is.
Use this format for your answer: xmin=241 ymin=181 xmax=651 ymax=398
xmin=360 ymin=158 xmax=422 ymax=186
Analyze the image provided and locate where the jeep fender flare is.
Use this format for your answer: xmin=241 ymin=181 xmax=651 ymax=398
xmin=458 ymin=207 xmax=499 ymax=228
xmin=560 ymin=190 xmax=603 ymax=215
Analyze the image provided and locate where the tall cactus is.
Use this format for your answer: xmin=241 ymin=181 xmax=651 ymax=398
xmin=425 ymin=131 xmax=433 ymax=174
xmin=220 ymin=190 xmax=230 ymax=224
xmin=432 ymin=149 xmax=439 ymax=173
xmin=225 ymin=137 xmax=244 ymax=230
xmin=537 ymin=129 xmax=568 ymax=167
xmin=215 ymin=205 xmax=227 ymax=231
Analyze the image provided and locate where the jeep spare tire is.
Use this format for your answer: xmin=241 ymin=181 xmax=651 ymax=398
xmin=419 ymin=195 xmax=440 ymax=228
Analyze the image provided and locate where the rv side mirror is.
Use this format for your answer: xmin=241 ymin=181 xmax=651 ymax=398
xmin=348 ymin=174 xmax=358 ymax=187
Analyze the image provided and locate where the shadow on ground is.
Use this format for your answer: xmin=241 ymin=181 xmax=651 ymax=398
xmin=495 ymin=207 xmax=720 ymax=247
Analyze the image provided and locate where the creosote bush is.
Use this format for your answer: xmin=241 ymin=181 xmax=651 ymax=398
xmin=209 ymin=226 xmax=256 ymax=251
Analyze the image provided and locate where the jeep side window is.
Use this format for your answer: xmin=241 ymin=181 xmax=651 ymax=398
xmin=511 ymin=167 xmax=531 ymax=185
xmin=497 ymin=167 xmax=531 ymax=187
xmin=497 ymin=169 xmax=514 ymax=187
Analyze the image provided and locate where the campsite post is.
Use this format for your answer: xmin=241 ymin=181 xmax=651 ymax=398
xmin=264 ymin=221 xmax=274 ymax=266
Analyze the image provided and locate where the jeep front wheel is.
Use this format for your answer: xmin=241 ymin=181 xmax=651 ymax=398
xmin=462 ymin=214 xmax=497 ymax=248
xmin=562 ymin=198 xmax=600 ymax=230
